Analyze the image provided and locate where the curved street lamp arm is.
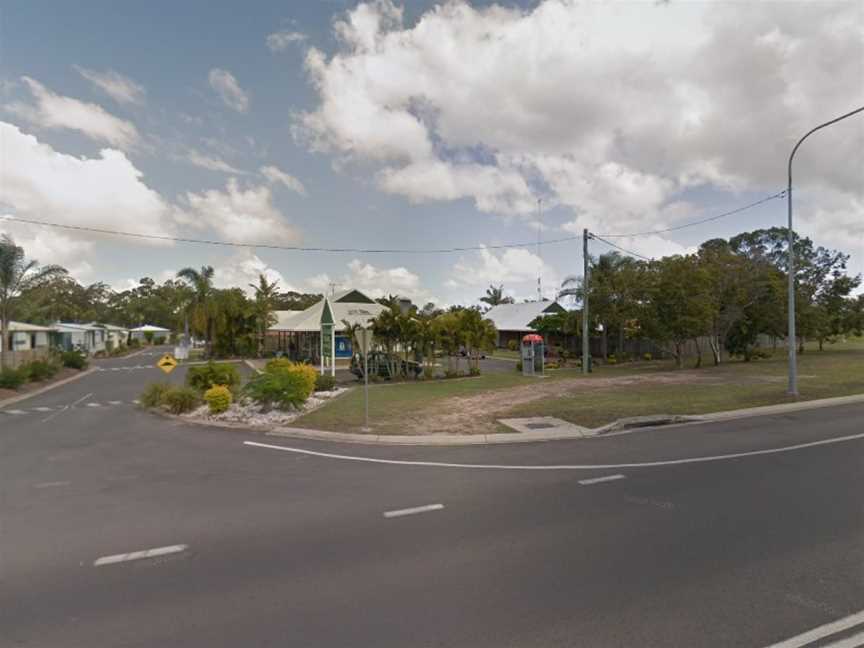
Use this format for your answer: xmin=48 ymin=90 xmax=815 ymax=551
xmin=788 ymin=105 xmax=864 ymax=181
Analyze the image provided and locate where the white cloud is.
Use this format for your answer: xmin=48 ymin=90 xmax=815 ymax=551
xmin=183 ymin=148 xmax=246 ymax=174
xmin=449 ymin=246 xmax=561 ymax=302
xmin=182 ymin=178 xmax=298 ymax=245
xmin=208 ymin=68 xmax=250 ymax=113
xmin=297 ymin=0 xmax=863 ymax=247
xmin=213 ymin=250 xmax=295 ymax=294
xmin=305 ymin=259 xmax=437 ymax=304
xmin=0 ymin=121 xmax=173 ymax=239
xmin=260 ymin=165 xmax=306 ymax=195
xmin=0 ymin=220 xmax=94 ymax=280
xmin=6 ymin=77 xmax=141 ymax=149
xmin=266 ymin=30 xmax=307 ymax=52
xmin=73 ymin=65 xmax=146 ymax=105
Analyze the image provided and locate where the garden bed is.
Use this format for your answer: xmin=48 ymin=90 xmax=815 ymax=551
xmin=181 ymin=387 xmax=350 ymax=427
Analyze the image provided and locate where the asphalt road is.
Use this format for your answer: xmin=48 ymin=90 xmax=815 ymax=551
xmin=1 ymin=352 xmax=863 ymax=647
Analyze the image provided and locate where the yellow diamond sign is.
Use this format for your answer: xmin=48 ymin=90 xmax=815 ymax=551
xmin=157 ymin=353 xmax=178 ymax=374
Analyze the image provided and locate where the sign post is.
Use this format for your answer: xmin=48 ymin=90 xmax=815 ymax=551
xmin=358 ymin=328 xmax=373 ymax=432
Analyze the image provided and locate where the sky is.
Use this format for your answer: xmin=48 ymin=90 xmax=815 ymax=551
xmin=0 ymin=0 xmax=862 ymax=307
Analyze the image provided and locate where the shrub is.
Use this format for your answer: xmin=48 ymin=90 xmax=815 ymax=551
xmin=0 ymin=367 xmax=26 ymax=390
xmin=186 ymin=362 xmax=240 ymax=393
xmin=515 ymin=360 xmax=523 ymax=372
xmin=245 ymin=361 xmax=317 ymax=409
xmin=643 ymin=352 xmax=653 ymax=361
xmin=26 ymin=360 xmax=59 ymax=382
xmin=314 ymin=373 xmax=337 ymax=392
xmin=163 ymin=386 xmax=200 ymax=414
xmin=444 ymin=369 xmax=460 ymax=379
xmin=61 ymin=350 xmax=88 ymax=370
xmin=154 ymin=336 xmax=166 ymax=345
xmin=469 ymin=367 xmax=481 ymax=376
xmin=751 ymin=347 xmax=774 ymax=360
xmin=507 ymin=339 xmax=518 ymax=352
xmin=204 ymin=384 xmax=232 ymax=414
xmin=545 ymin=361 xmax=559 ymax=369
xmin=607 ymin=355 xmax=618 ymax=365
xmin=140 ymin=382 xmax=172 ymax=408
xmin=144 ymin=331 xmax=155 ymax=344
xmin=128 ymin=338 xmax=141 ymax=349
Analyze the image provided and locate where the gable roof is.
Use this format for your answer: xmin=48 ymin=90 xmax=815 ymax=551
xmin=484 ymin=300 xmax=566 ymax=332
xmin=129 ymin=324 xmax=171 ymax=332
xmin=270 ymin=290 xmax=386 ymax=332
xmin=8 ymin=321 xmax=53 ymax=333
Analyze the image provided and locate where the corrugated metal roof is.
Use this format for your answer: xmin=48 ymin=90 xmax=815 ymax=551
xmin=484 ymin=301 xmax=565 ymax=332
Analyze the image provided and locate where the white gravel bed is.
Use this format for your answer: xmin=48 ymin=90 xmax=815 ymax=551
xmin=184 ymin=387 xmax=350 ymax=427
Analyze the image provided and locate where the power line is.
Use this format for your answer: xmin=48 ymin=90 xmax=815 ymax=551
xmin=0 ymin=214 xmax=581 ymax=254
xmin=593 ymin=190 xmax=786 ymax=238
xmin=589 ymin=234 xmax=653 ymax=261
xmin=0 ymin=189 xmax=786 ymax=255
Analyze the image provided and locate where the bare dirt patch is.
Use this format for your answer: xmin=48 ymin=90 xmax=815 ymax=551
xmin=407 ymin=370 xmax=724 ymax=435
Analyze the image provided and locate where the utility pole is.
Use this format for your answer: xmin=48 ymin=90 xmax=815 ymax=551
xmin=537 ymin=198 xmax=543 ymax=302
xmin=582 ymin=229 xmax=590 ymax=375
xmin=785 ymin=105 xmax=864 ymax=397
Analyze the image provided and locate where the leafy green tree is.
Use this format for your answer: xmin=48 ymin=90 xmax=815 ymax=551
xmin=249 ymin=274 xmax=280 ymax=356
xmin=459 ymin=308 xmax=497 ymax=372
xmin=433 ymin=310 xmax=464 ymax=374
xmin=0 ymin=235 xmax=66 ymax=368
xmin=641 ymin=255 xmax=714 ymax=368
xmin=177 ymin=265 xmax=215 ymax=354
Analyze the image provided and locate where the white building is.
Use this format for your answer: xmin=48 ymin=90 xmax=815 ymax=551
xmin=51 ymin=322 xmax=107 ymax=354
xmin=2 ymin=321 xmax=53 ymax=368
xmin=129 ymin=324 xmax=171 ymax=343
xmin=87 ymin=323 xmax=129 ymax=349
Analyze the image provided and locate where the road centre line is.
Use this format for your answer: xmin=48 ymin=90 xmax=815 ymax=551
xmin=93 ymin=544 xmax=188 ymax=567
xmin=383 ymin=503 xmax=444 ymax=518
xmin=764 ymin=608 xmax=864 ymax=647
xmin=244 ymin=431 xmax=864 ymax=470
xmin=578 ymin=474 xmax=626 ymax=485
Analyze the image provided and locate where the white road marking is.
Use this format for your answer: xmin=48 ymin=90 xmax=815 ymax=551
xmin=244 ymin=430 xmax=864 ymax=470
xmin=86 ymin=402 xmax=102 ymax=407
xmin=2 ymin=409 xmax=27 ymax=415
xmin=108 ymin=401 xmax=123 ymax=405
xmin=32 ymin=406 xmax=54 ymax=412
xmin=764 ymin=608 xmax=864 ymax=647
xmin=93 ymin=544 xmax=188 ymax=567
xmin=383 ymin=503 xmax=444 ymax=518
xmin=578 ymin=474 xmax=626 ymax=485
xmin=34 ymin=481 xmax=71 ymax=488
xmin=41 ymin=404 xmax=68 ymax=423
xmin=824 ymin=631 xmax=864 ymax=648
xmin=71 ymin=393 xmax=93 ymax=407
xmin=132 ymin=399 xmax=140 ymax=405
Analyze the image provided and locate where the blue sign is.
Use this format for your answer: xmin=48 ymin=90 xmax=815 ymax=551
xmin=335 ymin=335 xmax=353 ymax=358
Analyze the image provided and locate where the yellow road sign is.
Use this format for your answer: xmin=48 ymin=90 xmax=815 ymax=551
xmin=157 ymin=353 xmax=178 ymax=374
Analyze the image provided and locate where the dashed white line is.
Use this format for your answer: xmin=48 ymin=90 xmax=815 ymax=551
xmin=93 ymin=544 xmax=188 ymax=567
xmin=108 ymin=401 xmax=123 ymax=405
xmin=244 ymin=431 xmax=864 ymax=470
xmin=578 ymin=474 xmax=626 ymax=485
xmin=383 ymin=503 xmax=444 ymax=518
xmin=86 ymin=402 xmax=102 ymax=408
xmin=32 ymin=407 xmax=54 ymax=412
xmin=34 ymin=481 xmax=71 ymax=488
xmin=2 ymin=409 xmax=27 ymax=415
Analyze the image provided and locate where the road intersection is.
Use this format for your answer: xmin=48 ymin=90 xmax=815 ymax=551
xmin=2 ymin=350 xmax=863 ymax=647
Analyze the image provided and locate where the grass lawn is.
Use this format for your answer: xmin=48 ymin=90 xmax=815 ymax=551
xmin=294 ymin=337 xmax=864 ymax=435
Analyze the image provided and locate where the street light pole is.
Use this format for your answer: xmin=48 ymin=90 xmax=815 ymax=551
xmin=786 ymin=105 xmax=864 ymax=397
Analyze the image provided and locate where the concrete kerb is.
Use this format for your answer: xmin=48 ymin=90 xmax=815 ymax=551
xmin=0 ymin=368 xmax=96 ymax=409
xmin=141 ymin=392 xmax=864 ymax=447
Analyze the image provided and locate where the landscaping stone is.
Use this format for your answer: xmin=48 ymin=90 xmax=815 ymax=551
xmin=182 ymin=388 xmax=350 ymax=427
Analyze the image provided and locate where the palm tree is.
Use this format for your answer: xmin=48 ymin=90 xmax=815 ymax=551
xmin=249 ymin=274 xmax=280 ymax=356
xmin=176 ymin=265 xmax=215 ymax=355
xmin=0 ymin=235 xmax=66 ymax=369
xmin=480 ymin=284 xmax=514 ymax=307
